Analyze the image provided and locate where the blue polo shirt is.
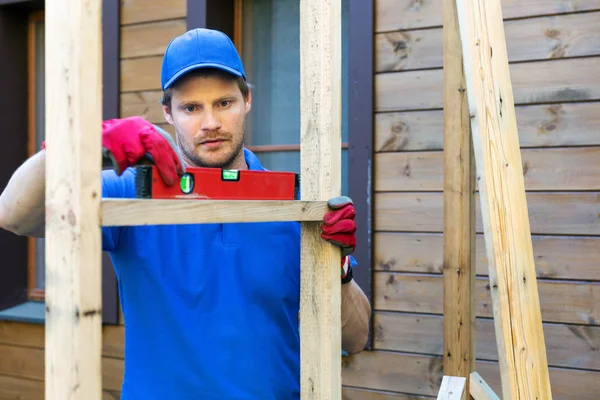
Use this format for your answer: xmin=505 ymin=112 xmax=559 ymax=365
xmin=101 ymin=149 xmax=302 ymax=399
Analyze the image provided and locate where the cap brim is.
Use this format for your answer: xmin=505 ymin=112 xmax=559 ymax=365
xmin=162 ymin=63 xmax=245 ymax=90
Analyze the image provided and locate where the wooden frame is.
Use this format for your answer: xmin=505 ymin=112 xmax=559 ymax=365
xmin=26 ymin=9 xmax=44 ymax=301
xmin=46 ymin=0 xmax=343 ymax=398
xmin=439 ymin=0 xmax=553 ymax=398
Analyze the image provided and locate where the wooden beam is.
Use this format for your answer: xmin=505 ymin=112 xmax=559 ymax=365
xmin=442 ymin=0 xmax=475 ymax=394
xmin=101 ymin=199 xmax=329 ymax=226
xmin=469 ymin=372 xmax=500 ymax=400
xmin=299 ymin=0 xmax=342 ymax=398
xmin=45 ymin=1 xmax=103 ymax=399
xmin=436 ymin=376 xmax=467 ymax=400
xmin=455 ymin=0 xmax=553 ymax=398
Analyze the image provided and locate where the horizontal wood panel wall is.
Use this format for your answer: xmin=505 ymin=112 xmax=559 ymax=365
xmin=0 ymin=2 xmax=187 ymax=398
xmin=119 ymin=0 xmax=186 ymax=137
xmin=341 ymin=1 xmax=600 ymax=399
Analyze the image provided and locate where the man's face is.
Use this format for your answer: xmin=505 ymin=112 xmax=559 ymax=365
xmin=163 ymin=72 xmax=251 ymax=169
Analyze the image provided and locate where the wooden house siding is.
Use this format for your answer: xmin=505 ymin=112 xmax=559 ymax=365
xmin=119 ymin=0 xmax=186 ymax=136
xmin=340 ymin=1 xmax=600 ymax=399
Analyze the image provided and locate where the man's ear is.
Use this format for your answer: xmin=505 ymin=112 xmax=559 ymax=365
xmin=244 ymin=89 xmax=252 ymax=114
xmin=163 ymin=105 xmax=174 ymax=125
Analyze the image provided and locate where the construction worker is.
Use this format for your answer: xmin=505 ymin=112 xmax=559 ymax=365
xmin=0 ymin=28 xmax=371 ymax=399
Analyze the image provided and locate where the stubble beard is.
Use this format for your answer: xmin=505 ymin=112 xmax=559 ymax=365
xmin=175 ymin=125 xmax=245 ymax=169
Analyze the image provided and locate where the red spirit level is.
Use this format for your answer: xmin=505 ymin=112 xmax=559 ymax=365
xmin=134 ymin=165 xmax=300 ymax=200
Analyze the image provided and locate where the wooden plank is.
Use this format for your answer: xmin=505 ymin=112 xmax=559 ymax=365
xmin=120 ymin=90 xmax=164 ymax=123
xmin=0 ymin=321 xmax=124 ymax=359
xmin=375 ymin=102 xmax=600 ymax=152
xmin=436 ymin=376 xmax=466 ymax=400
xmin=342 ymin=351 xmax=599 ymax=399
xmin=469 ymin=372 xmax=500 ymax=400
xmin=374 ymin=192 xmax=600 ymax=235
xmin=374 ymin=273 xmax=600 ymax=326
xmin=120 ymin=0 xmax=186 ymax=25
xmin=376 ymin=57 xmax=600 ymax=112
xmin=0 ymin=344 xmax=124 ymax=392
xmin=442 ymin=0 xmax=475 ymax=390
xmin=373 ymin=312 xmax=600 ymax=370
xmin=375 ymin=0 xmax=600 ymax=32
xmin=458 ymin=1 xmax=558 ymax=395
xmin=120 ymin=56 xmax=162 ymax=92
xmin=101 ymin=199 xmax=329 ymax=226
xmin=45 ymin=1 xmax=103 ymax=399
xmin=375 ymin=147 xmax=600 ymax=191
xmin=374 ymin=233 xmax=600 ymax=281
xmin=121 ymin=19 xmax=186 ymax=59
xmin=376 ymin=12 xmax=600 ymax=72
xmin=299 ymin=0 xmax=342 ymax=398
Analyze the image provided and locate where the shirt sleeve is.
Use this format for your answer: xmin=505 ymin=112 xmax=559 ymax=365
xmin=101 ymin=168 xmax=135 ymax=252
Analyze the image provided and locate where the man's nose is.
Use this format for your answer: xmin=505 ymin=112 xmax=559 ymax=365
xmin=201 ymin=110 xmax=221 ymax=131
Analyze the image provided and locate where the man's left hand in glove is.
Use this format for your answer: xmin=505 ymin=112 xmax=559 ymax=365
xmin=321 ymin=196 xmax=357 ymax=283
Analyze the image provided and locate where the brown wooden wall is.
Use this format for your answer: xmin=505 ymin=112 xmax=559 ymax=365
xmin=119 ymin=0 xmax=186 ymax=135
xmin=340 ymin=0 xmax=600 ymax=399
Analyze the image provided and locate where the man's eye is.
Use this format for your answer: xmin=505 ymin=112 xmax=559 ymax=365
xmin=185 ymin=106 xmax=196 ymax=112
xmin=220 ymin=101 xmax=230 ymax=107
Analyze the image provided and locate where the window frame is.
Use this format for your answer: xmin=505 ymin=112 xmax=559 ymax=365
xmin=26 ymin=8 xmax=45 ymax=301
xmin=188 ymin=0 xmax=374 ymax=348
xmin=0 ymin=0 xmax=121 ymax=325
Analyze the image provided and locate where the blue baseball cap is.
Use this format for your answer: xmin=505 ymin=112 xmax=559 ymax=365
xmin=161 ymin=28 xmax=246 ymax=90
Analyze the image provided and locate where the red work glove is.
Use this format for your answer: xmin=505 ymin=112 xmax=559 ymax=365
xmin=41 ymin=117 xmax=184 ymax=186
xmin=102 ymin=117 xmax=185 ymax=185
xmin=321 ymin=196 xmax=356 ymax=258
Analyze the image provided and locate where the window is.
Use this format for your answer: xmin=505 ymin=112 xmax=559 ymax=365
xmin=0 ymin=0 xmax=120 ymax=324
xmin=27 ymin=10 xmax=45 ymax=300
xmin=238 ymin=0 xmax=349 ymax=195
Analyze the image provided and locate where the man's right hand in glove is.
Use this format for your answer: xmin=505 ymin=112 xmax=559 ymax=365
xmin=101 ymin=116 xmax=185 ymax=185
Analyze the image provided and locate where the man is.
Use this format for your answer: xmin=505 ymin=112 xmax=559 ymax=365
xmin=0 ymin=28 xmax=371 ymax=399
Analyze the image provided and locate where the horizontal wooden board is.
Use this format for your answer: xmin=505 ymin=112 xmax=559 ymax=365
xmin=374 ymin=192 xmax=600 ymax=235
xmin=375 ymin=147 xmax=600 ymax=191
xmin=0 ymin=344 xmax=124 ymax=391
xmin=0 ymin=320 xmax=124 ymax=359
xmin=376 ymin=11 xmax=600 ymax=72
xmin=120 ymin=90 xmax=165 ymax=123
xmin=374 ymin=273 xmax=600 ymax=325
xmin=375 ymin=102 xmax=600 ymax=151
xmin=121 ymin=56 xmax=162 ymax=92
xmin=121 ymin=19 xmax=186 ymax=59
xmin=120 ymin=0 xmax=186 ymax=25
xmin=376 ymin=57 xmax=600 ymax=112
xmin=342 ymin=386 xmax=433 ymax=399
xmin=101 ymin=199 xmax=328 ymax=226
xmin=0 ymin=374 xmax=119 ymax=400
xmin=374 ymin=312 xmax=600 ymax=370
xmin=342 ymin=350 xmax=599 ymax=399
xmin=375 ymin=0 xmax=600 ymax=32
xmin=0 ymin=374 xmax=43 ymax=400
xmin=374 ymin=232 xmax=600 ymax=280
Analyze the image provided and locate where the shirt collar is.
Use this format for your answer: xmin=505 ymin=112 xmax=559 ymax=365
xmin=243 ymin=148 xmax=266 ymax=171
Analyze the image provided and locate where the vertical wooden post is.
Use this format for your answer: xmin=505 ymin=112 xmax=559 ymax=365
xmin=442 ymin=0 xmax=476 ymax=395
xmin=45 ymin=1 xmax=103 ymax=399
xmin=299 ymin=0 xmax=343 ymax=398
xmin=455 ymin=0 xmax=553 ymax=398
